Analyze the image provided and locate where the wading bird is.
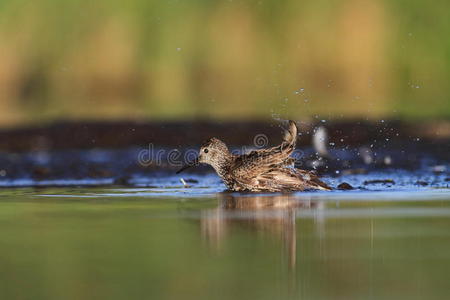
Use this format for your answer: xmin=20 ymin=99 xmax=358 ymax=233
xmin=177 ymin=121 xmax=331 ymax=192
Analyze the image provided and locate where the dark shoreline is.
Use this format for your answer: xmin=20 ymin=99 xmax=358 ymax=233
xmin=0 ymin=119 xmax=448 ymax=152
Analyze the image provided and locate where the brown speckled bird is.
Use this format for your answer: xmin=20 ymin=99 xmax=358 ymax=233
xmin=177 ymin=120 xmax=331 ymax=192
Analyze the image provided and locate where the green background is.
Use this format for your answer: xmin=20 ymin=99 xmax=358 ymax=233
xmin=0 ymin=0 xmax=449 ymax=126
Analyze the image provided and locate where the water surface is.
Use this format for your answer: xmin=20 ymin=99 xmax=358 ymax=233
xmin=0 ymin=178 xmax=449 ymax=300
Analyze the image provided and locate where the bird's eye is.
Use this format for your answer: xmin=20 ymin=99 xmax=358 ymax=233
xmin=203 ymin=148 xmax=209 ymax=153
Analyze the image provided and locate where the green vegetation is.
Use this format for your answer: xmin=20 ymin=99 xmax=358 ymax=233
xmin=0 ymin=0 xmax=449 ymax=126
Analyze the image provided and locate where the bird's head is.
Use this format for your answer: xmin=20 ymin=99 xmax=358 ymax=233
xmin=176 ymin=138 xmax=231 ymax=174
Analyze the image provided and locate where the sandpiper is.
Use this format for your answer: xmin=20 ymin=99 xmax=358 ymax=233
xmin=177 ymin=121 xmax=331 ymax=192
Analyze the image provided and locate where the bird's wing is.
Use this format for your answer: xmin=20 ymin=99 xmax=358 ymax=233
xmin=234 ymin=167 xmax=331 ymax=192
xmin=257 ymin=168 xmax=331 ymax=191
xmin=231 ymin=120 xmax=298 ymax=179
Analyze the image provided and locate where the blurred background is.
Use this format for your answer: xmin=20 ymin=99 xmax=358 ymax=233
xmin=0 ymin=0 xmax=449 ymax=127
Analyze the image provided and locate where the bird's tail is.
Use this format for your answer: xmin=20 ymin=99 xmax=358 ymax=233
xmin=282 ymin=120 xmax=298 ymax=149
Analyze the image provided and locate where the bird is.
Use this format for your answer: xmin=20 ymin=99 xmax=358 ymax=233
xmin=177 ymin=120 xmax=332 ymax=192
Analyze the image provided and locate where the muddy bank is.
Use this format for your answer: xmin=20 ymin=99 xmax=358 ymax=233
xmin=0 ymin=120 xmax=448 ymax=152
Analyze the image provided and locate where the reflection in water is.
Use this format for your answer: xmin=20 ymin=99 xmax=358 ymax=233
xmin=200 ymin=193 xmax=323 ymax=273
xmin=1 ymin=188 xmax=450 ymax=299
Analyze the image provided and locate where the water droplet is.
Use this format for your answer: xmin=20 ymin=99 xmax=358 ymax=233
xmin=176 ymin=47 xmax=182 ymax=51
xmin=384 ymin=156 xmax=392 ymax=165
xmin=321 ymin=119 xmax=326 ymax=123
xmin=294 ymin=88 xmax=305 ymax=94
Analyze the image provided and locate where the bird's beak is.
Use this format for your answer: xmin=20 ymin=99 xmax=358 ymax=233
xmin=176 ymin=157 xmax=199 ymax=174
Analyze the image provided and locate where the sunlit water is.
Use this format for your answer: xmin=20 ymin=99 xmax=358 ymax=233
xmin=0 ymin=173 xmax=449 ymax=300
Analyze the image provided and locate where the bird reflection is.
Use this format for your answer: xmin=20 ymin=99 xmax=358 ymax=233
xmin=200 ymin=193 xmax=319 ymax=271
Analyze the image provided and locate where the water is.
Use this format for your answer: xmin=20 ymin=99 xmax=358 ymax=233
xmin=1 ymin=178 xmax=449 ymax=300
